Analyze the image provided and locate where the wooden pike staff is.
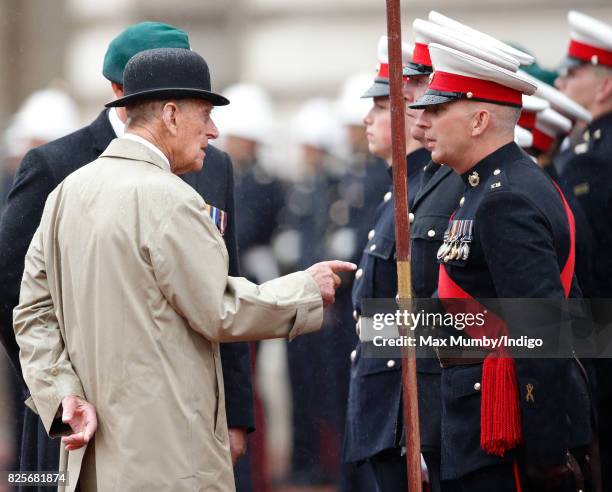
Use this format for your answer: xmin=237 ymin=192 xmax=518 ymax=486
xmin=385 ymin=1 xmax=422 ymax=491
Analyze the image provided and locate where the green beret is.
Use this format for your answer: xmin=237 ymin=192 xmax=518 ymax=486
xmin=103 ymin=21 xmax=190 ymax=84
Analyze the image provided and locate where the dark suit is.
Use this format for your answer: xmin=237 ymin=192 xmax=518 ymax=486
xmin=0 ymin=110 xmax=254 ymax=487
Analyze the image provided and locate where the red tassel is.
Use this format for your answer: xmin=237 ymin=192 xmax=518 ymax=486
xmin=480 ymin=355 xmax=522 ymax=457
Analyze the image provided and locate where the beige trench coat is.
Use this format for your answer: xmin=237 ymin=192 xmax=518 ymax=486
xmin=13 ymin=138 xmax=323 ymax=491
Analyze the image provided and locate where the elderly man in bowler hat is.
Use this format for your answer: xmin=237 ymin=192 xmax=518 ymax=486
xmin=0 ymin=22 xmax=256 ymax=487
xmin=13 ymin=48 xmax=356 ymax=491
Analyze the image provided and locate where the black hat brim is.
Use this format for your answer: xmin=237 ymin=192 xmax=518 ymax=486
xmin=409 ymin=92 xmax=459 ymax=109
xmin=105 ymin=87 xmax=230 ymax=108
xmin=360 ymin=80 xmax=389 ymax=99
xmin=403 ymin=63 xmax=433 ymax=77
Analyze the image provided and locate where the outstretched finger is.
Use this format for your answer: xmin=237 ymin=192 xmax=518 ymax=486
xmin=327 ymin=261 xmax=358 ymax=273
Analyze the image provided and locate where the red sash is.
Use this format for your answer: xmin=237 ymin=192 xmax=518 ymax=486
xmin=437 ymin=182 xmax=575 ymax=457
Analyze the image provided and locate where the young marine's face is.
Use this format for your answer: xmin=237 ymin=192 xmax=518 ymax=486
xmin=555 ymin=64 xmax=599 ymax=111
xmin=173 ymin=100 xmax=219 ymax=174
xmin=415 ymin=101 xmax=473 ymax=167
xmin=363 ymin=96 xmax=392 ymax=161
xmin=402 ymin=75 xmax=429 ymax=144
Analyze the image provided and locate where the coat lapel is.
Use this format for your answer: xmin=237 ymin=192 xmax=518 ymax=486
xmin=89 ymin=110 xmax=117 ymax=154
xmin=412 ymin=165 xmax=454 ymax=211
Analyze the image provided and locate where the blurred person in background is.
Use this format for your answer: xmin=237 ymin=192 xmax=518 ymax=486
xmin=0 ymin=22 xmax=254 ymax=491
xmin=282 ymin=97 xmax=348 ymax=489
xmin=215 ymin=82 xmax=287 ymax=492
xmin=216 ymin=83 xmax=285 ymax=285
xmin=0 ymin=88 xmax=78 ymax=209
xmin=555 ymin=11 xmax=612 ymax=490
xmin=333 ymin=71 xmax=389 ymax=492
xmin=0 ymin=87 xmax=78 ymax=475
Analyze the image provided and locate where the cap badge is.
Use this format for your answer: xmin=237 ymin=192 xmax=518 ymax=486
xmin=466 ymin=91 xmax=473 ymax=99
xmin=591 ymin=54 xmax=599 ymax=65
xmin=468 ymin=171 xmax=480 ymax=187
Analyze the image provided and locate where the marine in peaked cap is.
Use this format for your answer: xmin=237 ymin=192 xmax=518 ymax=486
xmin=343 ymin=34 xmax=431 ymax=492
xmin=555 ymin=11 xmax=612 ymax=490
xmin=412 ymin=42 xmax=590 ymax=491
xmin=0 ymin=22 xmax=255 ymax=490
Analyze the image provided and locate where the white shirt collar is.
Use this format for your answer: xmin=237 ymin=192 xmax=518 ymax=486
xmin=123 ymin=133 xmax=171 ymax=172
xmin=108 ymin=107 xmax=125 ymax=138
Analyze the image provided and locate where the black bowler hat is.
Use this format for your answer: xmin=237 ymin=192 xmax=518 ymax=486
xmin=105 ymin=48 xmax=229 ymax=108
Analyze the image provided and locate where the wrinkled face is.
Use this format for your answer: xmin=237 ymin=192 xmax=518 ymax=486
xmin=555 ymin=64 xmax=599 ymax=110
xmin=415 ymin=101 xmax=473 ymax=167
xmin=363 ymin=96 xmax=392 ymax=160
xmin=402 ymin=74 xmax=429 ymax=144
xmin=172 ymin=99 xmax=219 ymax=174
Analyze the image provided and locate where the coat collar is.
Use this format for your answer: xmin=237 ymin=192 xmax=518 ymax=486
xmin=412 ymin=162 xmax=453 ymax=210
xmin=89 ymin=109 xmax=118 ymax=153
xmin=100 ymin=137 xmax=170 ymax=171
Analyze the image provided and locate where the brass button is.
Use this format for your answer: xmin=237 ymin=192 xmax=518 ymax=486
xmin=384 ymin=191 xmax=392 ymax=202
xmin=350 ymin=350 xmax=357 ymax=363
xmin=355 ymin=268 xmax=363 ymax=279
xmin=353 ymin=309 xmax=358 ymax=321
xmin=387 ymin=360 xmax=396 ymax=368
xmin=370 ymin=244 xmax=377 ymax=252
xmin=50 ymin=367 xmax=59 ymax=376
xmin=474 ymin=382 xmax=481 ymax=391
xmin=493 ymin=169 xmax=501 ymax=176
xmin=427 ymin=229 xmax=435 ymax=238
xmin=459 ymin=196 xmax=465 ymax=207
xmin=368 ymin=229 xmax=375 ymax=240
xmin=409 ymin=213 xmax=415 ymax=223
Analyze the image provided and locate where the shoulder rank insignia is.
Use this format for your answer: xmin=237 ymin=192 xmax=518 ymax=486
xmin=204 ymin=204 xmax=228 ymax=236
xmin=573 ymin=182 xmax=590 ymax=197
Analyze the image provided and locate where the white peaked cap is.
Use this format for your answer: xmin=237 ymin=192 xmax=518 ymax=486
xmin=428 ymin=10 xmax=534 ymax=66
xmin=337 ymin=72 xmax=374 ymax=126
xmin=413 ymin=19 xmax=520 ymax=72
xmin=518 ymin=70 xmax=592 ymax=123
xmin=522 ymin=95 xmax=549 ymax=113
xmin=5 ymin=89 xmax=79 ymax=156
xmin=433 ymin=43 xmax=535 ymax=93
xmin=536 ymin=108 xmax=572 ymax=138
xmin=514 ymin=125 xmax=533 ymax=148
xmin=214 ymin=83 xmax=274 ymax=143
xmin=292 ymin=97 xmax=343 ymax=151
xmin=377 ymin=35 xmax=414 ymax=65
xmin=569 ymin=11 xmax=612 ymax=53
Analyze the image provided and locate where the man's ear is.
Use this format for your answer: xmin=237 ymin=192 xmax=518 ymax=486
xmin=110 ymin=82 xmax=124 ymax=98
xmin=161 ymin=102 xmax=179 ymax=135
xmin=594 ymin=73 xmax=612 ymax=104
xmin=471 ymin=109 xmax=491 ymax=137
